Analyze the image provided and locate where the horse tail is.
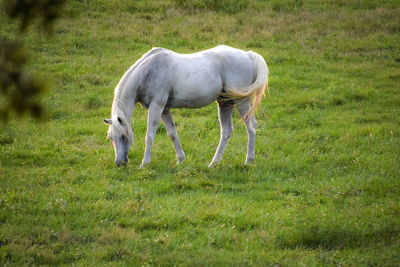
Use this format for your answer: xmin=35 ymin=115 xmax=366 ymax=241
xmin=225 ymin=51 xmax=269 ymax=118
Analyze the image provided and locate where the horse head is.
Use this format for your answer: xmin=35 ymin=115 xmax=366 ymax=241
xmin=103 ymin=117 xmax=133 ymax=167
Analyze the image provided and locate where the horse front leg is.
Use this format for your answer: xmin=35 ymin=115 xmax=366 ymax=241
xmin=208 ymin=100 xmax=234 ymax=167
xmin=140 ymin=102 xmax=164 ymax=168
xmin=161 ymin=109 xmax=186 ymax=164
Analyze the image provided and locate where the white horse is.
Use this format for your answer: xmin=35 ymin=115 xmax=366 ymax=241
xmin=103 ymin=45 xmax=268 ymax=167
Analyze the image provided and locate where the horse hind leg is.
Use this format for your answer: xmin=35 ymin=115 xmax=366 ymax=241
xmin=235 ymin=98 xmax=257 ymax=164
xmin=208 ymin=100 xmax=234 ymax=167
xmin=161 ymin=109 xmax=186 ymax=164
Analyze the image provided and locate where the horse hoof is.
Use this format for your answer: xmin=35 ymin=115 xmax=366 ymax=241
xmin=139 ymin=162 xmax=150 ymax=168
xmin=177 ymin=155 xmax=186 ymax=164
xmin=208 ymin=161 xmax=218 ymax=168
xmin=244 ymin=159 xmax=255 ymax=165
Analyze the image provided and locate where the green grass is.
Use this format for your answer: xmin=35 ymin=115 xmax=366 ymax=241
xmin=1 ymin=0 xmax=400 ymax=265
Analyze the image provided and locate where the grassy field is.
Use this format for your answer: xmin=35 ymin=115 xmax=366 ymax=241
xmin=1 ymin=0 xmax=400 ymax=265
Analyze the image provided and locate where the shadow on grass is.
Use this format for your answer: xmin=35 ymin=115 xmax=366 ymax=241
xmin=275 ymin=222 xmax=400 ymax=249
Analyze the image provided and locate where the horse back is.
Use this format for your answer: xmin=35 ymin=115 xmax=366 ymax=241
xmin=208 ymin=46 xmax=257 ymax=89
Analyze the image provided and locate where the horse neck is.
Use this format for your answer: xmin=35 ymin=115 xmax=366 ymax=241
xmin=111 ymin=82 xmax=137 ymax=124
xmin=111 ymin=55 xmax=148 ymax=124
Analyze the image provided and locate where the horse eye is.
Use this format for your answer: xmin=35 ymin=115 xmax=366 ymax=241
xmin=121 ymin=135 xmax=126 ymax=141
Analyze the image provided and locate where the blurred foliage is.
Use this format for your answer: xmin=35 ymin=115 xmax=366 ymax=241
xmin=3 ymin=0 xmax=66 ymax=33
xmin=0 ymin=0 xmax=66 ymax=122
xmin=0 ymin=40 xmax=46 ymax=120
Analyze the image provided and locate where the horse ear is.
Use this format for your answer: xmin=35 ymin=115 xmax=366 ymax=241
xmin=103 ymin=119 xmax=112 ymax=125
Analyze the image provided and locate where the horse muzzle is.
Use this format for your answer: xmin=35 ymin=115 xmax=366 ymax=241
xmin=115 ymin=158 xmax=128 ymax=167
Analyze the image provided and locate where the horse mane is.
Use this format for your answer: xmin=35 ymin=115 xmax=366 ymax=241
xmin=111 ymin=86 xmax=133 ymax=143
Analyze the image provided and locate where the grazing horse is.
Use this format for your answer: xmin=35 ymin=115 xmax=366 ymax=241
xmin=103 ymin=45 xmax=269 ymax=167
